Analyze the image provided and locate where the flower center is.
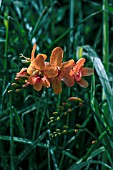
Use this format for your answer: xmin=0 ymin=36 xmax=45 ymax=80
xmin=57 ymin=66 xmax=61 ymax=76
xmin=75 ymin=70 xmax=82 ymax=81
xmin=32 ymin=70 xmax=44 ymax=78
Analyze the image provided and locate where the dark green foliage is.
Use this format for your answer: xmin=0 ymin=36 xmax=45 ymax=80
xmin=0 ymin=0 xmax=113 ymax=170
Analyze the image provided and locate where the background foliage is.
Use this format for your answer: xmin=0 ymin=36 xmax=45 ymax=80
xmin=0 ymin=0 xmax=113 ymax=170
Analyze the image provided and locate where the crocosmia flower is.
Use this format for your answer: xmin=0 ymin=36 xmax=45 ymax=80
xmin=50 ymin=47 xmax=75 ymax=94
xmin=14 ymin=44 xmax=94 ymax=94
xmin=27 ymin=45 xmax=58 ymax=91
xmin=70 ymin=58 xmax=94 ymax=88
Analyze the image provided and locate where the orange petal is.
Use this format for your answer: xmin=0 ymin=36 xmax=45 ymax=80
xmin=16 ymin=68 xmax=27 ymax=77
xmin=81 ymin=67 xmax=94 ymax=76
xmin=73 ymin=58 xmax=86 ymax=73
xmin=44 ymin=62 xmax=58 ymax=78
xmin=41 ymin=54 xmax=47 ymax=60
xmin=42 ymin=77 xmax=50 ymax=88
xmin=52 ymin=77 xmax=62 ymax=94
xmin=31 ymin=44 xmax=37 ymax=61
xmin=60 ymin=73 xmax=74 ymax=87
xmin=77 ymin=79 xmax=88 ymax=88
xmin=32 ymin=54 xmax=45 ymax=70
xmin=50 ymin=47 xmax=64 ymax=67
xmin=27 ymin=65 xmax=36 ymax=75
xmin=61 ymin=59 xmax=75 ymax=72
xmin=28 ymin=75 xmax=40 ymax=85
xmin=34 ymin=81 xmax=42 ymax=91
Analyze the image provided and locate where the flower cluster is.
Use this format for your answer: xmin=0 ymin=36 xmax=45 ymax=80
xmin=14 ymin=44 xmax=94 ymax=94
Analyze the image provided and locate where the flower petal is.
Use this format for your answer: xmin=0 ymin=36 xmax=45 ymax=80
xmin=44 ymin=62 xmax=58 ymax=78
xmin=41 ymin=54 xmax=47 ymax=60
xmin=52 ymin=77 xmax=62 ymax=94
xmin=27 ymin=65 xmax=36 ymax=75
xmin=61 ymin=73 xmax=74 ymax=87
xmin=77 ymin=79 xmax=88 ymax=88
xmin=16 ymin=68 xmax=28 ymax=77
xmin=42 ymin=77 xmax=50 ymax=88
xmin=50 ymin=47 xmax=63 ymax=67
xmin=31 ymin=44 xmax=37 ymax=61
xmin=81 ymin=67 xmax=94 ymax=76
xmin=32 ymin=54 xmax=45 ymax=70
xmin=28 ymin=75 xmax=40 ymax=85
xmin=34 ymin=81 xmax=42 ymax=91
xmin=73 ymin=58 xmax=86 ymax=72
xmin=61 ymin=59 xmax=75 ymax=72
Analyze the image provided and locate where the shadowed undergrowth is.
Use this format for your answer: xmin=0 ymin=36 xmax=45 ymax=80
xmin=0 ymin=0 xmax=113 ymax=170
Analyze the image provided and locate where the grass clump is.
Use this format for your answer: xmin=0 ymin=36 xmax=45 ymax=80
xmin=0 ymin=0 xmax=113 ymax=170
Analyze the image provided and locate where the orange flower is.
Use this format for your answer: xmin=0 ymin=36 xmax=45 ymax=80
xmin=70 ymin=58 xmax=94 ymax=88
xmin=27 ymin=45 xmax=58 ymax=91
xmin=50 ymin=47 xmax=75 ymax=94
xmin=28 ymin=73 xmax=50 ymax=91
xmin=16 ymin=68 xmax=28 ymax=78
xmin=27 ymin=44 xmax=48 ymax=75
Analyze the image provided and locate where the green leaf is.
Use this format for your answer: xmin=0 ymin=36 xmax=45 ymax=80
xmin=83 ymin=45 xmax=113 ymax=124
xmin=67 ymin=160 xmax=113 ymax=170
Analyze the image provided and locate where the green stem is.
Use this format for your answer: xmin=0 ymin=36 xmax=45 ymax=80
xmin=10 ymin=93 xmax=15 ymax=170
xmin=102 ymin=1 xmax=109 ymax=169
xmin=57 ymin=94 xmax=61 ymax=112
xmin=103 ymin=0 xmax=109 ymax=73
xmin=4 ymin=9 xmax=9 ymax=72
xmin=59 ymin=153 xmax=64 ymax=170
xmin=50 ymin=0 xmax=55 ymax=40
xmin=2 ymin=8 xmax=9 ymax=111
xmin=47 ymin=140 xmax=51 ymax=170
xmin=32 ymin=98 xmax=42 ymax=140
xmin=69 ymin=0 xmax=74 ymax=46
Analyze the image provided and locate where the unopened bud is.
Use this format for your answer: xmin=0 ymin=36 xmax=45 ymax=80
xmin=48 ymin=120 xmax=54 ymax=124
xmin=53 ymin=112 xmax=58 ymax=115
xmin=11 ymin=83 xmax=18 ymax=87
xmin=15 ymin=89 xmax=21 ymax=92
xmin=74 ymin=129 xmax=78 ymax=133
xmin=22 ymin=83 xmax=28 ymax=87
xmin=92 ymin=140 xmax=97 ymax=144
xmin=64 ymin=112 xmax=67 ymax=115
xmin=15 ymin=77 xmax=20 ymax=81
xmin=48 ymin=121 xmax=51 ymax=125
xmin=79 ymin=102 xmax=83 ymax=106
xmin=56 ymin=117 xmax=60 ymax=121
xmin=50 ymin=117 xmax=54 ymax=120
xmin=67 ymin=108 xmax=72 ymax=112
xmin=56 ymin=129 xmax=61 ymax=132
xmin=63 ymin=130 xmax=67 ymax=133
xmin=76 ymin=124 xmax=82 ymax=128
xmin=21 ymin=60 xmax=30 ymax=63
xmin=8 ymin=90 xmax=13 ymax=93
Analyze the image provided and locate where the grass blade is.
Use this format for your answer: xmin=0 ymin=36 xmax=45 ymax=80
xmin=83 ymin=45 xmax=113 ymax=123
